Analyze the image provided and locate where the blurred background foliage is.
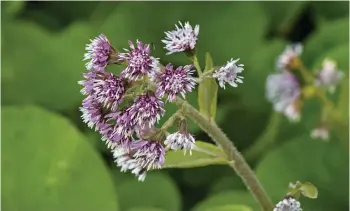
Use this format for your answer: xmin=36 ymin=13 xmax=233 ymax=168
xmin=1 ymin=1 xmax=349 ymax=211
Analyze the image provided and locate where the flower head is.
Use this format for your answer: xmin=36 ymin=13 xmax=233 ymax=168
xmin=80 ymin=96 xmax=106 ymax=130
xmin=119 ymin=40 xmax=159 ymax=81
xmin=84 ymin=34 xmax=115 ymax=71
xmin=273 ymin=196 xmax=302 ymax=211
xmin=276 ymin=43 xmax=303 ymax=71
xmin=283 ymin=102 xmax=301 ymax=122
xmin=128 ymin=93 xmax=165 ymax=128
xmin=310 ymin=125 xmax=329 ymax=141
xmin=79 ymin=71 xmax=126 ymax=111
xmin=266 ymin=72 xmax=300 ymax=117
xmin=165 ymin=131 xmax=195 ymax=155
xmin=162 ymin=21 xmax=199 ymax=55
xmin=105 ymin=110 xmax=137 ymax=142
xmin=315 ymin=59 xmax=344 ymax=94
xmin=212 ymin=58 xmax=244 ymax=89
xmin=103 ymin=126 xmax=133 ymax=149
xmin=155 ymin=64 xmax=196 ymax=102
xmin=113 ymin=140 xmax=165 ymax=181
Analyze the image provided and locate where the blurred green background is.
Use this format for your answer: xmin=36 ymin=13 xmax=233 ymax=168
xmin=1 ymin=1 xmax=349 ymax=211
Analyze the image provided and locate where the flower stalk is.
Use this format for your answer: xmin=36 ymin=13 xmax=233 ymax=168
xmin=192 ymin=54 xmax=203 ymax=76
xmin=176 ymin=98 xmax=274 ymax=211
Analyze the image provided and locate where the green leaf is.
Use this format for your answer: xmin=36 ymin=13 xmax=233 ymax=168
xmin=2 ymin=21 xmax=96 ymax=111
xmin=210 ymin=175 xmax=246 ymax=194
xmin=192 ymin=191 xmax=260 ymax=211
xmin=116 ymin=172 xmax=181 ymax=211
xmin=261 ymin=2 xmax=307 ymax=36
xmin=198 ymin=52 xmax=218 ymax=121
xmin=100 ymin=2 xmax=188 ymax=65
xmin=299 ymin=182 xmax=319 ymax=199
xmin=311 ymin=2 xmax=349 ymax=21
xmin=1 ymin=1 xmax=25 ymax=20
xmin=237 ymin=39 xmax=287 ymax=110
xmin=190 ymin=2 xmax=267 ymax=65
xmin=256 ymin=136 xmax=348 ymax=210
xmin=303 ymin=18 xmax=349 ymax=66
xmin=127 ymin=208 xmax=166 ymax=211
xmin=287 ymin=181 xmax=318 ymax=199
xmin=99 ymin=2 xmax=267 ymax=66
xmin=243 ymin=112 xmax=282 ymax=162
xmin=2 ymin=105 xmax=119 ymax=211
xmin=311 ymin=44 xmax=349 ymax=73
xmin=336 ymin=76 xmax=349 ymax=120
xmin=163 ymin=141 xmax=227 ymax=169
xmin=203 ymin=205 xmax=253 ymax=211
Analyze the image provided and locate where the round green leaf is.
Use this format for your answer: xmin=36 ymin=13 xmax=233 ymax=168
xmin=256 ymin=136 xmax=348 ymax=210
xmin=116 ymin=172 xmax=181 ymax=211
xmin=2 ymin=105 xmax=119 ymax=211
xmin=303 ymin=18 xmax=349 ymax=66
xmin=2 ymin=21 xmax=95 ymax=111
xmin=192 ymin=191 xmax=260 ymax=211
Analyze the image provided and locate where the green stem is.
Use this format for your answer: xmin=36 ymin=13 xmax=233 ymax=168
xmin=161 ymin=109 xmax=183 ymax=131
xmin=298 ymin=63 xmax=314 ymax=85
xmin=192 ymin=54 xmax=203 ymax=76
xmin=316 ymin=89 xmax=335 ymax=108
xmin=176 ymin=99 xmax=274 ymax=211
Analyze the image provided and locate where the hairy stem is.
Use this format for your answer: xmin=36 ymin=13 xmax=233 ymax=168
xmin=176 ymin=99 xmax=274 ymax=211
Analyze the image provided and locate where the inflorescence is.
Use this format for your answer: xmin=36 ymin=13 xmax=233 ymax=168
xmin=79 ymin=21 xmax=245 ymax=181
xmin=266 ymin=43 xmax=344 ymax=141
xmin=273 ymin=196 xmax=302 ymax=211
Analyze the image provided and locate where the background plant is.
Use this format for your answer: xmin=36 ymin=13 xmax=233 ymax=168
xmin=1 ymin=1 xmax=349 ymax=211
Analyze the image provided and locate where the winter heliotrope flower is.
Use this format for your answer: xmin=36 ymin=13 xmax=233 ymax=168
xmin=165 ymin=131 xmax=195 ymax=155
xmin=84 ymin=34 xmax=115 ymax=71
xmin=113 ymin=140 xmax=165 ymax=181
xmin=314 ymin=59 xmax=344 ymax=94
xmin=162 ymin=21 xmax=199 ymax=55
xmin=273 ymin=196 xmax=302 ymax=211
xmin=119 ymin=40 xmax=159 ymax=81
xmin=127 ymin=92 xmax=165 ymax=128
xmin=79 ymin=71 xmax=126 ymax=111
xmin=310 ymin=124 xmax=329 ymax=141
xmin=155 ymin=64 xmax=196 ymax=102
xmin=212 ymin=58 xmax=244 ymax=89
xmin=80 ymin=96 xmax=106 ymax=130
xmin=276 ymin=43 xmax=303 ymax=71
xmin=266 ymin=71 xmax=301 ymax=121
